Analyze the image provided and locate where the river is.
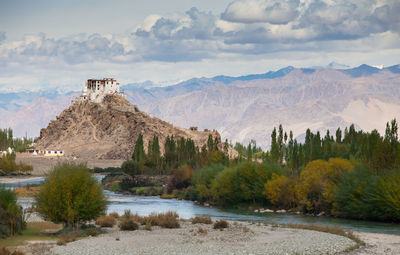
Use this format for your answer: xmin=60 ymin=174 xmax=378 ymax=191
xmin=3 ymin=175 xmax=400 ymax=236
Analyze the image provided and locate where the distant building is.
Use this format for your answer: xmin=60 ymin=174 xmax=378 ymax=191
xmin=80 ymin=78 xmax=125 ymax=103
xmin=0 ymin=147 xmax=14 ymax=156
xmin=190 ymin=126 xmax=198 ymax=131
xmin=43 ymin=150 xmax=64 ymax=157
xmin=27 ymin=149 xmax=64 ymax=157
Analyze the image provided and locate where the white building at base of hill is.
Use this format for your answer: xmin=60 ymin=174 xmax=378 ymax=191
xmin=80 ymin=78 xmax=125 ymax=103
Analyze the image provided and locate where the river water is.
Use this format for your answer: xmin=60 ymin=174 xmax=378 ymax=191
xmin=3 ymin=175 xmax=400 ymax=236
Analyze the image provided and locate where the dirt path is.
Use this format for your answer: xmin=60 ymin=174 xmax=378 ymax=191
xmin=88 ymin=118 xmax=100 ymax=142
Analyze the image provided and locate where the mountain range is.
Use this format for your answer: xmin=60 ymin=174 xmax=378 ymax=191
xmin=1 ymin=64 xmax=400 ymax=148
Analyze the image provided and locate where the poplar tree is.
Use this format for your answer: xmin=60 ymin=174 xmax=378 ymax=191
xmin=132 ymin=134 xmax=145 ymax=163
xmin=270 ymin=128 xmax=279 ymax=163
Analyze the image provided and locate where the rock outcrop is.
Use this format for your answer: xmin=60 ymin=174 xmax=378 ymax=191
xmin=36 ymin=95 xmax=221 ymax=160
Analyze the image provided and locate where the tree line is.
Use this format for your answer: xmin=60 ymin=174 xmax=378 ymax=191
xmin=0 ymin=128 xmax=36 ymax=152
xmin=122 ymin=134 xmax=228 ymax=176
xmin=119 ymin=119 xmax=400 ymax=223
xmin=264 ymin=119 xmax=399 ymax=173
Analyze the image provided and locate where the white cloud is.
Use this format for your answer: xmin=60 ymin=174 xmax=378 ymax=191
xmin=221 ymin=0 xmax=300 ymax=24
xmin=0 ymin=0 xmax=399 ymax=92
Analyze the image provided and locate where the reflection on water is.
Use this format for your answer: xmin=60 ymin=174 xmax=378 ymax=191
xmin=2 ymin=175 xmax=400 ymax=235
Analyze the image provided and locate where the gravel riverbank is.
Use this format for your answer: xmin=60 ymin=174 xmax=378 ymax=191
xmin=50 ymin=221 xmax=356 ymax=255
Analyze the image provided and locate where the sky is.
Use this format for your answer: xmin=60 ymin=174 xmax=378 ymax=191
xmin=0 ymin=0 xmax=399 ymax=92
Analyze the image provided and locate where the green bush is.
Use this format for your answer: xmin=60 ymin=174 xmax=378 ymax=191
xmin=121 ymin=160 xmax=141 ymax=177
xmin=334 ymin=166 xmax=400 ymax=222
xmin=35 ymin=163 xmax=107 ymax=228
xmin=79 ymin=224 xmax=104 ymax=237
xmin=191 ymin=164 xmax=224 ymax=202
xmin=0 ymin=186 xmax=25 ymax=237
xmin=210 ymin=161 xmax=280 ymax=205
xmin=367 ymin=170 xmax=400 ymax=221
xmin=0 ymin=153 xmax=32 ymax=174
xmin=131 ymin=186 xmax=163 ymax=196
xmin=334 ymin=166 xmax=373 ymax=219
xmin=213 ymin=220 xmax=229 ymax=229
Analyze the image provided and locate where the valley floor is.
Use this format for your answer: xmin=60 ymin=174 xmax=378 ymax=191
xmin=15 ymin=153 xmax=124 ymax=175
xmin=48 ymin=221 xmax=355 ymax=255
xmin=7 ymin=216 xmax=400 ymax=255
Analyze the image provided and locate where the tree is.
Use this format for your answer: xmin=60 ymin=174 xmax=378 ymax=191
xmin=264 ymin=174 xmax=298 ymax=209
xmin=335 ymin=128 xmax=342 ymax=143
xmin=297 ymin=158 xmax=354 ymax=214
xmin=132 ymin=134 xmax=145 ymax=163
xmin=0 ymin=186 xmax=25 ymax=237
xmin=371 ymin=138 xmax=395 ymax=173
xmin=270 ymin=128 xmax=279 ymax=163
xmin=36 ymin=163 xmax=107 ymax=228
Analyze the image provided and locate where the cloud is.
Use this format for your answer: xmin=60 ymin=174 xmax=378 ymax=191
xmin=0 ymin=0 xmax=400 ymax=93
xmin=134 ymin=7 xmax=216 ymax=40
xmin=0 ymin=33 xmax=132 ymax=65
xmin=221 ymin=0 xmax=300 ymax=24
xmin=373 ymin=0 xmax=400 ymax=33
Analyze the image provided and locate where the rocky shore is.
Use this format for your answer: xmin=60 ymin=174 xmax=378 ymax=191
xmin=50 ymin=221 xmax=356 ymax=255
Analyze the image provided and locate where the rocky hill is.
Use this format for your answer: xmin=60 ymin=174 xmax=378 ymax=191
xmin=35 ymin=95 xmax=221 ymax=160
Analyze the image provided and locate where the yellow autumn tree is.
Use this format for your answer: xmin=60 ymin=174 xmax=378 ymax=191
xmin=297 ymin=158 xmax=354 ymax=214
xmin=264 ymin=173 xmax=298 ymax=209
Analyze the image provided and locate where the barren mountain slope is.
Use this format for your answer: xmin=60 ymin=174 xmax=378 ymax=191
xmin=127 ymin=68 xmax=400 ymax=147
xmin=35 ymin=95 xmax=221 ymax=160
xmin=3 ymin=65 xmax=400 ymax=148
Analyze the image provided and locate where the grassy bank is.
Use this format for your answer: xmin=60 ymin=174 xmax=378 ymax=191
xmin=0 ymin=222 xmax=61 ymax=247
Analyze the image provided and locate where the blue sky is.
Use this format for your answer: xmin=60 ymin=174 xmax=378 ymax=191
xmin=0 ymin=0 xmax=399 ymax=91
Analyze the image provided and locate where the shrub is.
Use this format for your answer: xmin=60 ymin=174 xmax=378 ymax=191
xmin=57 ymin=232 xmax=78 ymax=245
xmin=83 ymin=227 xmax=101 ymax=237
xmin=144 ymin=211 xmax=180 ymax=228
xmin=144 ymin=222 xmax=152 ymax=231
xmin=35 ymin=163 xmax=107 ymax=228
xmin=210 ymin=161 xmax=281 ymax=205
xmin=121 ymin=160 xmax=141 ymax=177
xmin=213 ymin=220 xmax=229 ymax=229
xmin=131 ymin=186 xmax=163 ymax=196
xmin=122 ymin=210 xmax=132 ymax=219
xmin=191 ymin=216 xmax=212 ymax=224
xmin=197 ymin=227 xmax=207 ymax=235
xmin=191 ymin=164 xmax=224 ymax=202
xmin=0 ymin=153 xmax=33 ymax=174
xmin=0 ymin=186 xmax=25 ymax=237
xmin=0 ymin=246 xmax=25 ymax=255
xmin=108 ymin=212 xmax=119 ymax=219
xmin=167 ymin=164 xmax=193 ymax=193
xmin=80 ymin=225 xmax=103 ymax=237
xmin=119 ymin=219 xmax=139 ymax=231
xmin=95 ymin=216 xmax=116 ymax=227
xmin=335 ymin=167 xmax=400 ymax=222
xmin=130 ymin=213 xmax=145 ymax=225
